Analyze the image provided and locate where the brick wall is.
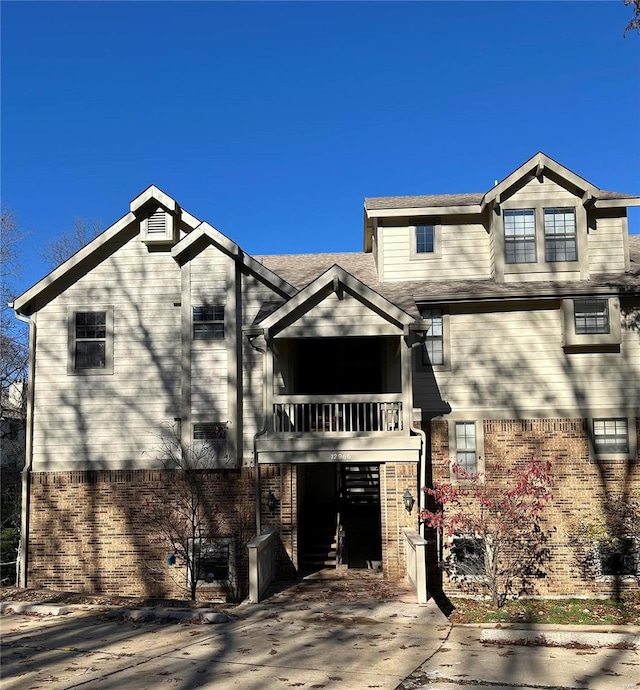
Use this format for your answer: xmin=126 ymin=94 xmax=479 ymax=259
xmin=427 ymin=417 xmax=640 ymax=598
xmin=27 ymin=468 xmax=256 ymax=599
xmin=380 ymin=462 xmax=419 ymax=580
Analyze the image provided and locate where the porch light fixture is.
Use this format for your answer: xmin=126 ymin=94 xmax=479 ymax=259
xmin=403 ymin=489 xmax=415 ymax=514
xmin=266 ymin=491 xmax=277 ymax=515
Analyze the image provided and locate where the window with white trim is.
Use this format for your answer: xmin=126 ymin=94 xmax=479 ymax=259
xmin=455 ymin=422 xmax=477 ymax=474
xmin=416 ymin=225 xmax=435 ymax=254
xmin=544 ymin=208 xmax=577 ymax=262
xmin=420 ymin=308 xmax=443 ymax=366
xmin=574 ymin=299 xmax=609 ymax=335
xmin=193 ymin=305 xmax=224 ymax=340
xmin=504 ymin=209 xmax=536 ymax=264
xmin=593 ymin=418 xmax=629 ymax=454
xmin=193 ymin=422 xmax=228 ymax=462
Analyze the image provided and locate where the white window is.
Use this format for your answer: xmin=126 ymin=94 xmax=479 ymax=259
xmin=455 ymin=422 xmax=477 ymax=474
xmin=416 ymin=225 xmax=435 ymax=254
xmin=544 ymin=208 xmax=577 ymax=262
xmin=193 ymin=305 xmax=224 ymax=340
xmin=574 ymin=299 xmax=609 ymax=335
xmin=420 ymin=308 xmax=443 ymax=366
xmin=504 ymin=209 xmax=536 ymax=264
xmin=593 ymin=418 xmax=629 ymax=454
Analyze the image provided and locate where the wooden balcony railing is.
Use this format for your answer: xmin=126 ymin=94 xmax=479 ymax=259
xmin=273 ymin=397 xmax=403 ymax=433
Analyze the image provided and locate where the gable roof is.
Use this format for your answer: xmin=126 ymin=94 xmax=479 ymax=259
xmin=364 ymin=152 xmax=640 ymax=215
xmin=258 ymin=264 xmax=415 ymax=337
xmin=173 ymin=223 xmax=296 ymax=298
xmin=13 ymin=186 xmax=296 ymax=315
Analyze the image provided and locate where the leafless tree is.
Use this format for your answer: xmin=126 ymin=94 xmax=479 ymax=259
xmin=39 ymin=217 xmax=102 ymax=269
xmin=624 ymin=0 xmax=640 ymax=35
xmin=144 ymin=423 xmax=230 ymax=601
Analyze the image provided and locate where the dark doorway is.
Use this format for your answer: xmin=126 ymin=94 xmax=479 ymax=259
xmin=297 ymin=463 xmax=382 ymax=574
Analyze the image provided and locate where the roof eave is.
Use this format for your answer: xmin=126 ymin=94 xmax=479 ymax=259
xmin=365 ymin=204 xmax=482 ymax=218
xmin=13 ymin=211 xmax=137 ymax=315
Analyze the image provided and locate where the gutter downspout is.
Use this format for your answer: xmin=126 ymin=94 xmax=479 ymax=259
xmin=410 ymin=411 xmax=427 ymax=539
xmin=14 ymin=310 xmax=35 ymax=588
xmin=248 ymin=333 xmax=268 ymax=536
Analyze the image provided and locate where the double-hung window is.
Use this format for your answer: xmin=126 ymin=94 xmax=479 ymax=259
xmin=593 ymin=418 xmax=629 ymax=454
xmin=544 ymin=208 xmax=577 ymax=262
xmin=455 ymin=422 xmax=477 ymax=475
xmin=420 ymin=308 xmax=443 ymax=366
xmin=415 ymin=225 xmax=435 ymax=254
xmin=69 ymin=308 xmax=113 ymax=374
xmin=504 ymin=209 xmax=536 ymax=264
xmin=574 ymin=299 xmax=609 ymax=335
xmin=193 ymin=305 xmax=224 ymax=340
xmin=74 ymin=312 xmax=106 ymax=369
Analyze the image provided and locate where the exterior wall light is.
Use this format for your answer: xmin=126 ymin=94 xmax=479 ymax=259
xmin=267 ymin=491 xmax=277 ymax=515
xmin=403 ymin=489 xmax=415 ymax=514
xmin=166 ymin=554 xmax=176 ymax=566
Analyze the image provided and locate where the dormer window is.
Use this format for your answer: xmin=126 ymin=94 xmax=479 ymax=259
xmin=504 ymin=209 xmax=536 ymax=263
xmin=141 ymin=207 xmax=175 ymax=245
xmin=544 ymin=208 xmax=577 ymax=262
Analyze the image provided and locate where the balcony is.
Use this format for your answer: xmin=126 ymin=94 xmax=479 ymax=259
xmin=272 ymin=395 xmax=403 ymax=434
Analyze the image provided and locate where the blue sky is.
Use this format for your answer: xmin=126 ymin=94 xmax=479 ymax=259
xmin=2 ymin=1 xmax=639 ymax=294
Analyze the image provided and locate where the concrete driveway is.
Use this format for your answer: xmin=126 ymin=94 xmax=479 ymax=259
xmin=2 ymin=573 xmax=639 ymax=689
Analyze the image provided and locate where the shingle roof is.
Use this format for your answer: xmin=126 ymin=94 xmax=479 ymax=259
xmin=364 ymin=193 xmax=483 ymax=211
xmin=257 ymin=237 xmax=640 ymax=317
xmin=364 ymin=190 xmax=637 ymax=211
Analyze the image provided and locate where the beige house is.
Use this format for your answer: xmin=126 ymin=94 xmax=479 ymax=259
xmin=13 ymin=152 xmax=640 ymax=600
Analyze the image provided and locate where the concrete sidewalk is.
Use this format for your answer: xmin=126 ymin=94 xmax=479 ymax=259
xmin=2 ymin=576 xmax=639 ymax=689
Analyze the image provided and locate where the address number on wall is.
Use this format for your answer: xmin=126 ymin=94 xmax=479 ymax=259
xmin=330 ymin=453 xmax=352 ymax=460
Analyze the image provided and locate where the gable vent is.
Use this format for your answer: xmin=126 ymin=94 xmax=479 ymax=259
xmin=147 ymin=208 xmax=167 ymax=236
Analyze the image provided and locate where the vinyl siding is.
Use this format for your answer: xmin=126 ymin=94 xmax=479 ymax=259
xmin=414 ymin=300 xmax=640 ymax=417
xmin=380 ymin=222 xmax=490 ymax=282
xmin=189 ymin=246 xmax=230 ymax=422
xmin=276 ymin=291 xmax=398 ymax=338
xmin=505 ymin=176 xmax=576 ymax=204
xmin=240 ymin=274 xmax=285 ymax=465
xmin=32 ymin=238 xmax=181 ymax=471
xmin=588 ymin=216 xmax=627 ymax=274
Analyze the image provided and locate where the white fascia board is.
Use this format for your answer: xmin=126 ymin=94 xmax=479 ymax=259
xmin=594 ymin=198 xmax=640 ymax=208
xmin=171 ymin=222 xmax=240 ymax=260
xmin=366 ymin=205 xmax=481 ymax=218
xmin=14 ymin=212 xmax=137 ymax=314
xmin=241 ymin=254 xmax=297 ymax=298
xmin=130 ymin=185 xmax=177 ymax=214
xmin=483 ymin=152 xmax=599 ymax=205
xmin=260 ymin=265 xmax=413 ymax=333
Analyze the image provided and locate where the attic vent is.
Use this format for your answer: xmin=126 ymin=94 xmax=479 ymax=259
xmin=141 ymin=207 xmax=175 ymax=245
xmin=147 ymin=208 xmax=167 ymax=236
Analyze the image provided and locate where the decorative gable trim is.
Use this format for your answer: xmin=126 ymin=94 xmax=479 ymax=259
xmin=482 ymin=152 xmax=599 ymax=209
xmin=171 ymin=223 xmax=296 ymax=299
xmin=259 ymin=264 xmax=414 ymax=338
